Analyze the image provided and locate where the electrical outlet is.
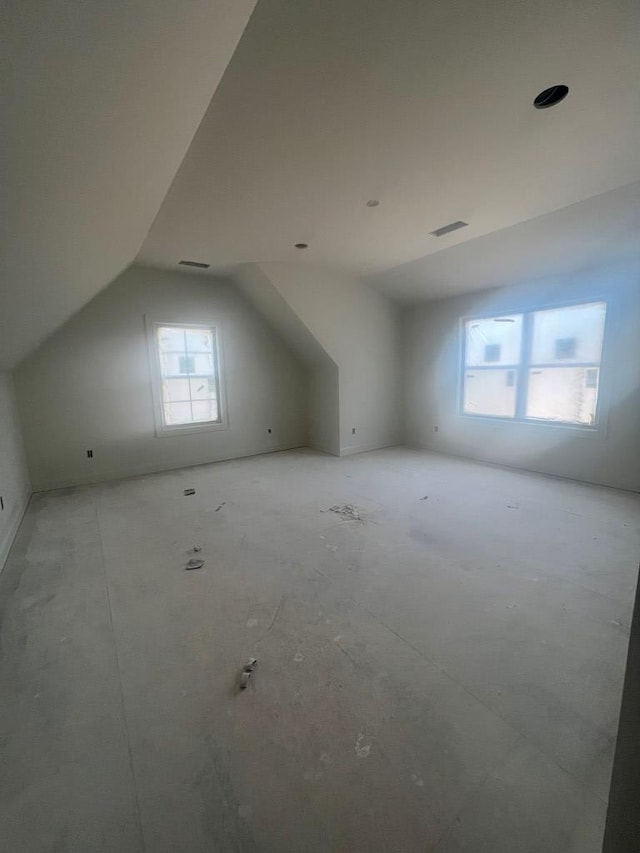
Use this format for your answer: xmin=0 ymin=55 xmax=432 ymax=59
xmin=87 ymin=449 xmax=94 ymax=458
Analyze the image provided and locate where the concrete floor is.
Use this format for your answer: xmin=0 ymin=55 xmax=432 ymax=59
xmin=1 ymin=448 xmax=638 ymax=852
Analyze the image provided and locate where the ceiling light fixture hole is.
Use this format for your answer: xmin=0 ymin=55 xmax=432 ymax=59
xmin=294 ymin=242 xmax=309 ymax=249
xmin=533 ymin=84 xmax=569 ymax=109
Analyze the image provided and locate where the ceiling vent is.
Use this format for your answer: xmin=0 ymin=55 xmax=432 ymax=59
xmin=178 ymin=260 xmax=210 ymax=269
xmin=430 ymin=220 xmax=468 ymax=237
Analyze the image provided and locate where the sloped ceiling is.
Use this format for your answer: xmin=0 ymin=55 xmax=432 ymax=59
xmin=4 ymin=0 xmax=639 ymax=370
xmin=0 ymin=0 xmax=256 ymax=368
xmin=366 ymin=181 xmax=640 ymax=302
xmin=139 ymin=0 xmax=640 ymax=285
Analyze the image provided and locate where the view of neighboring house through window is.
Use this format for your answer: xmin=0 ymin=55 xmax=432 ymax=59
xmin=154 ymin=324 xmax=221 ymax=428
xmin=462 ymin=301 xmax=606 ymax=426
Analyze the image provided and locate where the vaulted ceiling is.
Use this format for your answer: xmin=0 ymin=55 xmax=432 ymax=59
xmin=0 ymin=0 xmax=256 ymax=368
xmin=139 ymin=0 xmax=640 ymax=280
xmin=3 ymin=0 xmax=639 ymax=368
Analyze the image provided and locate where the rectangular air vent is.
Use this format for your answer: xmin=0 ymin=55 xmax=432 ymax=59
xmin=430 ymin=220 xmax=468 ymax=237
xmin=178 ymin=260 xmax=210 ymax=269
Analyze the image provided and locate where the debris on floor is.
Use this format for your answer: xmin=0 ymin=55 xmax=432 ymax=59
xmin=192 ymin=545 xmax=202 ymax=553
xmin=184 ymin=488 xmax=196 ymax=496
xmin=323 ymin=504 xmax=364 ymax=522
xmin=420 ymin=495 xmax=429 ymax=501
xmin=215 ymin=502 xmax=226 ymax=512
xmin=355 ymin=732 xmax=371 ymax=759
xmin=239 ymin=657 xmax=257 ymax=690
xmin=507 ymin=504 xmax=519 ymax=509
xmin=185 ymin=558 xmax=204 ymax=571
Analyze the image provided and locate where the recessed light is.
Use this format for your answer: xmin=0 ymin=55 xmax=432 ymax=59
xmin=366 ymin=199 xmax=380 ymax=207
xmin=294 ymin=243 xmax=309 ymax=249
xmin=178 ymin=260 xmax=210 ymax=269
xmin=533 ymin=84 xmax=569 ymax=109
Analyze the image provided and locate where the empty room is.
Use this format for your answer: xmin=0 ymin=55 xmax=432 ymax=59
xmin=1 ymin=1 xmax=639 ymax=851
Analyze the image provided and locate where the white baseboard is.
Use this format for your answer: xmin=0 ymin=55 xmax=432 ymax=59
xmin=32 ymin=442 xmax=308 ymax=493
xmin=339 ymin=441 xmax=399 ymax=457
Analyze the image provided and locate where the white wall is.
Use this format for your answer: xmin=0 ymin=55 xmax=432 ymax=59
xmin=234 ymin=263 xmax=340 ymax=455
xmin=308 ymin=363 xmax=340 ymax=456
xmin=0 ymin=373 xmax=31 ymax=570
xmin=15 ymin=265 xmax=307 ymax=491
xmin=403 ymin=267 xmax=640 ymax=491
xmin=258 ymin=264 xmax=402 ymax=455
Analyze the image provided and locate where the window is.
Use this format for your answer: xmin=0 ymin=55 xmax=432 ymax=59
xmin=149 ymin=322 xmax=225 ymax=434
xmin=462 ymin=301 xmax=606 ymax=426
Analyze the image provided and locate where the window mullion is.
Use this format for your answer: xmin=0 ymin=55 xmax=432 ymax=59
xmin=515 ymin=312 xmax=532 ymax=419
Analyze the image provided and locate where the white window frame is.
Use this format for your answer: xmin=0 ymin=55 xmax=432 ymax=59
xmin=459 ymin=299 xmax=609 ymax=432
xmin=146 ymin=318 xmax=228 ymax=437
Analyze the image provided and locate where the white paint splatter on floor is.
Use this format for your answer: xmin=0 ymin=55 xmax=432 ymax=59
xmin=355 ymin=733 xmax=371 ymax=759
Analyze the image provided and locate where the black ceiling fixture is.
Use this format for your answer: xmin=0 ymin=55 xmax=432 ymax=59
xmin=533 ymin=84 xmax=569 ymax=109
xmin=294 ymin=243 xmax=309 ymax=249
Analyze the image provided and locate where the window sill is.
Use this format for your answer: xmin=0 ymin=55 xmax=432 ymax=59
xmin=155 ymin=420 xmax=228 ymax=438
xmin=456 ymin=412 xmax=607 ymax=439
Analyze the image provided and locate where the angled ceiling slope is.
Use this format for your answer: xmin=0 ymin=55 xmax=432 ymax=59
xmin=139 ymin=0 xmax=640 ymax=282
xmin=0 ymin=0 xmax=256 ymax=369
xmin=367 ymin=181 xmax=640 ymax=303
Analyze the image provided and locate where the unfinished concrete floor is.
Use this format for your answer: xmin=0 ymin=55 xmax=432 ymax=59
xmin=1 ymin=448 xmax=638 ymax=852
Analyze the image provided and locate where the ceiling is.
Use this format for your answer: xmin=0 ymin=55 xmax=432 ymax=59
xmin=3 ymin=0 xmax=639 ymax=368
xmin=0 ymin=0 xmax=256 ymax=368
xmin=139 ymin=0 xmax=640 ymax=284
xmin=366 ymin=181 xmax=640 ymax=303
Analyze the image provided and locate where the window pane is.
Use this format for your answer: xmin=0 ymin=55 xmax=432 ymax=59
xmin=155 ymin=324 xmax=221 ymax=428
xmin=159 ymin=352 xmax=184 ymax=377
xmin=162 ymin=378 xmax=190 ymax=402
xmin=189 ymin=377 xmax=215 ymax=400
xmin=192 ymin=399 xmax=219 ymax=423
xmin=178 ymin=354 xmax=195 ymax=374
xmin=163 ymin=401 xmax=192 ymax=425
xmin=192 ymin=352 xmax=214 ymax=375
xmin=526 ymin=367 xmax=599 ymax=425
xmin=465 ymin=315 xmax=522 ymax=366
xmin=530 ymin=302 xmax=606 ymax=365
xmin=185 ymin=328 xmax=214 ymax=352
xmin=463 ymin=369 xmax=517 ymax=417
xmin=157 ymin=326 xmax=185 ymax=353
